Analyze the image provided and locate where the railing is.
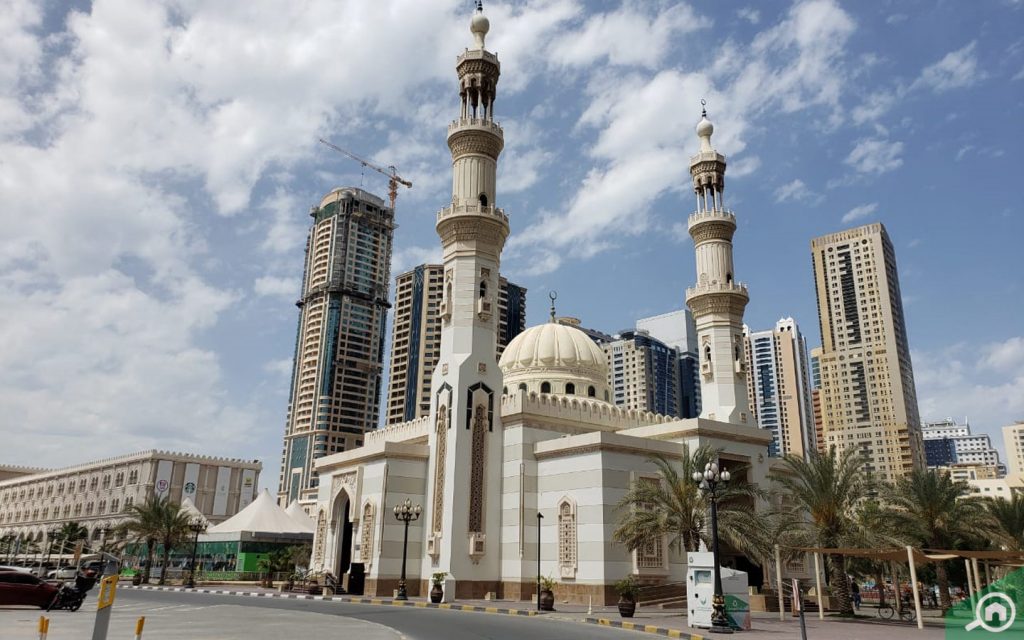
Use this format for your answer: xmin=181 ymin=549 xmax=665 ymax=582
xmin=685 ymin=282 xmax=749 ymax=298
xmin=436 ymin=203 xmax=508 ymax=224
xmin=688 ymin=209 xmax=736 ymax=226
xmin=456 ymin=49 xmax=499 ymax=65
xmin=448 ymin=117 xmax=503 ymax=136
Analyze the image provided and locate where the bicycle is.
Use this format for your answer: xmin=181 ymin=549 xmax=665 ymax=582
xmin=877 ymin=599 xmax=916 ymax=622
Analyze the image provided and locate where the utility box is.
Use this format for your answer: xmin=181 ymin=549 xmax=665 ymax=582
xmin=687 ymin=552 xmax=751 ymax=630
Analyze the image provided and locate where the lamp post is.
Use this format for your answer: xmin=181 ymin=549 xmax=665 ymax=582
xmin=44 ymin=528 xmax=57 ymax=570
xmin=536 ymin=511 xmax=544 ymax=612
xmin=693 ymin=461 xmax=733 ymax=634
xmin=393 ymin=499 xmax=421 ymax=601
xmin=186 ymin=517 xmax=206 ymax=589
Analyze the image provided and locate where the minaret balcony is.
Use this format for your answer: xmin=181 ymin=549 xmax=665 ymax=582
xmin=436 ymin=203 xmax=509 ymax=226
xmin=685 ymin=281 xmax=748 ymax=299
xmin=685 ymin=282 xmax=750 ymax=316
xmin=448 ymin=117 xmax=504 ymax=137
xmin=688 ymin=209 xmax=735 ymax=227
xmin=456 ymin=48 xmax=500 ymax=67
xmin=687 ymin=209 xmax=737 ymax=242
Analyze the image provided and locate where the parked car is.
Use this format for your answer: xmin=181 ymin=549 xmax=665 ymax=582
xmin=47 ymin=566 xmax=78 ymax=580
xmin=0 ymin=566 xmax=31 ymax=574
xmin=0 ymin=570 xmax=60 ymax=608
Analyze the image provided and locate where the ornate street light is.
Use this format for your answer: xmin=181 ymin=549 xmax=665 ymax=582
xmin=693 ymin=461 xmax=733 ymax=634
xmin=393 ymin=499 xmax=422 ymax=601
xmin=186 ymin=517 xmax=207 ymax=589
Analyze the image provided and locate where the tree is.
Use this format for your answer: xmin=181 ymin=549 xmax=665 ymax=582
xmin=116 ymin=495 xmax=189 ymax=585
xmin=883 ymin=468 xmax=987 ymax=610
xmin=985 ymin=494 xmax=1024 ymax=552
xmin=55 ymin=521 xmax=89 ymax=557
xmin=770 ymin=446 xmax=872 ymax=616
xmin=613 ymin=445 xmax=767 ymax=563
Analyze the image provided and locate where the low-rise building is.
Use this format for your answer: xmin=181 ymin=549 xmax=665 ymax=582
xmin=0 ymin=451 xmax=261 ymax=547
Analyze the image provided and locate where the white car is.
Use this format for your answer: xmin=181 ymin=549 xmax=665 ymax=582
xmin=46 ymin=566 xmax=78 ymax=580
xmin=0 ymin=565 xmax=31 ymax=573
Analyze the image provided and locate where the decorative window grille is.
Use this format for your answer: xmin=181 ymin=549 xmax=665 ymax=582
xmin=468 ymin=404 xmax=487 ymax=533
xmin=431 ymin=406 xmax=448 ymax=534
xmin=312 ymin=510 xmax=327 ymax=567
xmin=558 ymin=499 xmax=577 ymax=577
xmin=360 ymin=502 xmax=375 ymax=564
xmin=636 ymin=478 xmax=665 ymax=569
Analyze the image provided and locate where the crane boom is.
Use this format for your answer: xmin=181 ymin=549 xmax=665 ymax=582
xmin=318 ymin=138 xmax=412 ymax=210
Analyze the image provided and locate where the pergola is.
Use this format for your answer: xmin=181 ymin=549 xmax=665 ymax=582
xmin=783 ymin=546 xmax=1024 ymax=630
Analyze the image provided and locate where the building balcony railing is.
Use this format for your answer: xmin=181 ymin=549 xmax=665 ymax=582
xmin=456 ymin=48 xmax=499 ymax=66
xmin=436 ymin=203 xmax=509 ymax=225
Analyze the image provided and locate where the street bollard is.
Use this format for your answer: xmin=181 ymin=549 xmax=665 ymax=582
xmin=38 ymin=615 xmax=49 ymax=640
xmin=587 ymin=595 xmax=592 ymax=615
xmin=91 ymin=575 xmax=119 ymax=640
xmin=134 ymin=616 xmax=146 ymax=640
xmin=792 ymin=579 xmax=807 ymax=640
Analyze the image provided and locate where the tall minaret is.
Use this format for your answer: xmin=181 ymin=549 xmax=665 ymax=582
xmin=422 ymin=2 xmax=508 ymax=593
xmin=685 ymin=105 xmax=751 ymax=425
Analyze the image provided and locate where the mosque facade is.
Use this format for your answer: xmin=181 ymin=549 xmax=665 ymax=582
xmin=310 ymin=4 xmax=782 ymax=604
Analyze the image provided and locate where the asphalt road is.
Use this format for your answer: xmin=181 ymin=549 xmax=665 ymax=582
xmin=3 ymin=589 xmax=649 ymax=640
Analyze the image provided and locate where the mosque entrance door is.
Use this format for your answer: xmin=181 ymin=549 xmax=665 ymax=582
xmin=332 ymin=492 xmax=353 ymax=578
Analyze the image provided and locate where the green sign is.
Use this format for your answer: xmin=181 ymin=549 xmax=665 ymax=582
xmin=945 ymin=568 xmax=1024 ymax=638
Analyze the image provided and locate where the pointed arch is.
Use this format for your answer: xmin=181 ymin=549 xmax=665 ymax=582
xmin=557 ymin=496 xmax=577 ymax=578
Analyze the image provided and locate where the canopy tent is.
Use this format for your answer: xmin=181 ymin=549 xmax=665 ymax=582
xmin=178 ymin=497 xmax=208 ymax=526
xmin=284 ymin=501 xmax=316 ymax=534
xmin=205 ymin=489 xmax=313 ymax=538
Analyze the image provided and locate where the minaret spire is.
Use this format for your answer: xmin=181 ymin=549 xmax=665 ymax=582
xmin=685 ymin=105 xmax=751 ymax=425
xmin=548 ymin=291 xmax=557 ymax=323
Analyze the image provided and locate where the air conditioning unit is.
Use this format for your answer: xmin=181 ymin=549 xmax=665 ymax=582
xmin=734 ymin=359 xmax=746 ymax=374
xmin=468 ymin=532 xmax=486 ymax=560
xmin=427 ymin=532 xmax=442 ymax=557
xmin=701 ymin=361 xmax=713 ymax=378
xmin=440 ymin=299 xmax=451 ymax=322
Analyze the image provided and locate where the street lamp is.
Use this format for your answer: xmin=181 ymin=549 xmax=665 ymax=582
xmin=536 ymin=511 xmax=543 ymax=612
xmin=392 ymin=499 xmax=421 ymax=601
xmin=186 ymin=517 xmax=207 ymax=589
xmin=44 ymin=528 xmax=58 ymax=570
xmin=693 ymin=461 xmax=733 ymax=634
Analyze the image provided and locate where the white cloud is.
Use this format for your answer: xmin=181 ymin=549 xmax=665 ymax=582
xmin=913 ymin=339 xmax=1024 ymax=442
xmin=841 ymin=202 xmax=878 ymax=223
xmin=737 ymin=8 xmax=760 ymax=24
xmin=774 ymin=178 xmax=821 ymax=204
xmin=913 ymin=41 xmax=983 ymax=92
xmin=845 ymin=137 xmax=904 ymax=174
xmin=254 ymin=276 xmax=298 ymax=299
xmin=851 ymin=92 xmax=898 ymax=125
xmin=886 ymin=14 xmax=908 ymax=25
xmin=392 ymin=245 xmax=443 ymax=275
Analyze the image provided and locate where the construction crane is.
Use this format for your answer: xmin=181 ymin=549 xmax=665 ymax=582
xmin=318 ymin=138 xmax=412 ymax=210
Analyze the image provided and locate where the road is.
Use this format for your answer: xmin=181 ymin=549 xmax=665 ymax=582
xmin=3 ymin=588 xmax=649 ymax=639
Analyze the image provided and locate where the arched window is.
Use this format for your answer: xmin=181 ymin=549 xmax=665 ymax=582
xmin=541 ymin=381 xmax=551 ymax=394
xmin=565 ymin=383 xmax=575 ymax=395
xmin=604 ymin=390 xmax=610 ymax=402
xmin=478 ymin=193 xmax=488 ymax=207
xmin=502 ymin=386 xmax=508 ymax=395
xmin=726 ymin=272 xmax=732 ymax=283
xmin=734 ymin=344 xmax=741 ymax=361
xmin=704 ymin=345 xmax=711 ymax=361
xmin=479 ymin=280 xmax=487 ymax=298
xmin=587 ymin=386 xmax=596 ymax=398
xmin=518 ymin=383 xmax=527 ymax=392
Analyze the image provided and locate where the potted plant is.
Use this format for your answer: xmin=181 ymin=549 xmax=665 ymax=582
xmin=615 ymin=576 xmax=638 ymax=618
xmin=430 ymin=572 xmax=447 ymax=603
xmin=539 ymin=574 xmax=556 ymax=611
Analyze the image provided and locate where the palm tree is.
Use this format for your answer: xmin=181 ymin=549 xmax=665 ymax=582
xmin=770 ymin=445 xmax=872 ymax=616
xmin=613 ymin=445 xmax=767 ymax=564
xmin=883 ymin=468 xmax=987 ymax=610
xmin=985 ymin=494 xmax=1024 ymax=552
xmin=117 ymin=496 xmax=189 ymax=584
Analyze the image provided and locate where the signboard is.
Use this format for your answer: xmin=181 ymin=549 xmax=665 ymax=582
xmin=239 ymin=469 xmax=256 ymax=508
xmin=154 ymin=460 xmax=174 ymax=499
xmin=182 ymin=463 xmax=200 ymax=503
xmin=212 ymin=466 xmax=231 ymax=516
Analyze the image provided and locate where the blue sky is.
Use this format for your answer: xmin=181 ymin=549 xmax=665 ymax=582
xmin=1 ymin=0 xmax=1022 ymax=484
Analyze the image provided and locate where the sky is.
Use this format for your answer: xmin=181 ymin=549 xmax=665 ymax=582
xmin=1 ymin=0 xmax=1022 ymax=487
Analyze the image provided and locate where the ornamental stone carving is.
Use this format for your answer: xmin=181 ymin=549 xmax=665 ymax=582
xmin=312 ymin=510 xmax=327 ymax=568
xmin=689 ymin=221 xmax=737 ymax=244
xmin=686 ymin=291 xmax=749 ymax=317
xmin=447 ymin=130 xmax=504 ymax=159
xmin=331 ymin=471 xmax=358 ymax=502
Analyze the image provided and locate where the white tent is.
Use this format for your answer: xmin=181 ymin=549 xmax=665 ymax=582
xmin=205 ymin=489 xmax=311 ymax=536
xmin=284 ymin=501 xmax=316 ymax=534
xmin=178 ymin=497 xmax=208 ymax=525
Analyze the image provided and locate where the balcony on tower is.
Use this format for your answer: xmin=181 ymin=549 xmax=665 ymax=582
xmin=436 ymin=202 xmax=509 ymax=226
xmin=448 ymin=117 xmax=504 ymax=138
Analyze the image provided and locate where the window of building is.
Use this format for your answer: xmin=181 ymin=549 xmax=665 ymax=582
xmin=541 ymin=381 xmax=551 ymax=394
xmin=587 ymin=386 xmax=596 ymax=398
xmin=557 ymin=499 xmax=577 ymax=578
xmin=565 ymin=383 xmax=575 ymax=395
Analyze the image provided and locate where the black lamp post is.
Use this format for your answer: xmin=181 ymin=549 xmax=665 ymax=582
xmin=44 ymin=528 xmax=57 ymax=570
xmin=536 ymin=512 xmax=544 ymax=612
xmin=393 ymin=499 xmax=421 ymax=601
xmin=186 ymin=517 xmax=206 ymax=589
xmin=693 ymin=461 xmax=733 ymax=634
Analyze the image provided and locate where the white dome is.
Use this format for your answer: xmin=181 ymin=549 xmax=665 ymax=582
xmin=499 ymin=322 xmax=611 ymax=402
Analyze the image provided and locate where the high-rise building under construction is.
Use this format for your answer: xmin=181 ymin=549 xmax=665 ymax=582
xmin=278 ymin=187 xmax=394 ymax=506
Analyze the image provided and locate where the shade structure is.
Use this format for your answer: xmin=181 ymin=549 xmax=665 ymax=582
xmin=205 ymin=489 xmax=312 ymax=536
xmin=284 ymin=501 xmax=316 ymax=533
xmin=178 ymin=497 xmax=208 ymax=525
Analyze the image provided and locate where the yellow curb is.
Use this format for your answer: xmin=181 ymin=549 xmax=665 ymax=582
xmin=485 ymin=607 xmax=498 ymax=613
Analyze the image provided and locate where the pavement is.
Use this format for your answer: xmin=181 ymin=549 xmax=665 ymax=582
xmin=0 ymin=584 xmax=956 ymax=639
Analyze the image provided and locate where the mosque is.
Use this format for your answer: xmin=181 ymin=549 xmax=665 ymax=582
xmin=310 ymin=4 xmax=782 ymax=604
